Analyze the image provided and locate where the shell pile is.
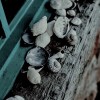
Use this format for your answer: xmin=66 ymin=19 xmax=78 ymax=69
xmin=21 ymin=0 xmax=82 ymax=85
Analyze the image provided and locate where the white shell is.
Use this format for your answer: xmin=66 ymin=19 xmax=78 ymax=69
xmin=51 ymin=52 xmax=65 ymax=59
xmin=31 ymin=16 xmax=47 ymax=36
xmin=67 ymin=10 xmax=76 ymax=17
xmin=50 ymin=0 xmax=62 ymax=9
xmin=61 ymin=0 xmax=73 ymax=9
xmin=35 ymin=32 xmax=50 ymax=48
xmin=27 ymin=67 xmax=41 ymax=84
xmin=66 ymin=29 xmax=78 ymax=45
xmin=71 ymin=17 xmax=82 ymax=26
xmin=56 ymin=9 xmax=66 ymax=17
xmin=47 ymin=20 xmax=55 ymax=37
xmin=53 ymin=17 xmax=70 ymax=38
xmin=6 ymin=95 xmax=24 ymax=100
xmin=48 ymin=58 xmax=61 ymax=73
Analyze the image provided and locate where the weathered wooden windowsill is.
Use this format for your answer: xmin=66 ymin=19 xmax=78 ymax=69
xmin=6 ymin=0 xmax=100 ymax=100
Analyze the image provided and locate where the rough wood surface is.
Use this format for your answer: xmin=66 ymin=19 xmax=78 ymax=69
xmin=6 ymin=0 xmax=100 ymax=100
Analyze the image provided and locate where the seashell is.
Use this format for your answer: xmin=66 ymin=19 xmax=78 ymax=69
xmin=47 ymin=20 xmax=55 ymax=37
xmin=67 ymin=10 xmax=76 ymax=17
xmin=56 ymin=9 xmax=66 ymax=17
xmin=31 ymin=16 xmax=47 ymax=36
xmin=26 ymin=47 xmax=49 ymax=67
xmin=35 ymin=32 xmax=50 ymax=48
xmin=51 ymin=51 xmax=65 ymax=59
xmin=6 ymin=95 xmax=25 ymax=100
xmin=53 ymin=17 xmax=70 ymax=38
xmin=61 ymin=0 xmax=73 ymax=9
xmin=71 ymin=17 xmax=82 ymax=26
xmin=27 ymin=67 xmax=41 ymax=84
xmin=66 ymin=29 xmax=78 ymax=45
xmin=47 ymin=58 xmax=61 ymax=73
xmin=21 ymin=32 xmax=34 ymax=45
xmin=50 ymin=0 xmax=62 ymax=9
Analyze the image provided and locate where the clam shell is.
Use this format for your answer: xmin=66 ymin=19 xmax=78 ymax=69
xmin=51 ymin=52 xmax=65 ymax=59
xmin=67 ymin=10 xmax=76 ymax=17
xmin=50 ymin=0 xmax=62 ymax=9
xmin=56 ymin=9 xmax=66 ymax=17
xmin=53 ymin=17 xmax=70 ymax=38
xmin=61 ymin=0 xmax=73 ymax=9
xmin=71 ymin=17 xmax=82 ymax=26
xmin=66 ymin=29 xmax=78 ymax=45
xmin=35 ymin=32 xmax=50 ymax=48
xmin=47 ymin=20 xmax=55 ymax=37
xmin=26 ymin=47 xmax=49 ymax=67
xmin=48 ymin=58 xmax=61 ymax=73
xmin=31 ymin=16 xmax=47 ymax=36
xmin=27 ymin=67 xmax=41 ymax=84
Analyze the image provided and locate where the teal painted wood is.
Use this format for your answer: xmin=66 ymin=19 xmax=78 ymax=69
xmin=0 ymin=0 xmax=46 ymax=70
xmin=0 ymin=0 xmax=10 ymax=37
xmin=0 ymin=0 xmax=51 ymax=99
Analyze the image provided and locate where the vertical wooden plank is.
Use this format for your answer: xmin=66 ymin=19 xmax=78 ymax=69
xmin=0 ymin=0 xmax=10 ymax=37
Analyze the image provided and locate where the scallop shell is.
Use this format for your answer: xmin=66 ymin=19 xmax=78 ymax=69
xmin=51 ymin=52 xmax=65 ymax=59
xmin=35 ymin=32 xmax=50 ymax=48
xmin=27 ymin=67 xmax=41 ymax=84
xmin=31 ymin=16 xmax=47 ymax=36
xmin=66 ymin=29 xmax=78 ymax=45
xmin=26 ymin=47 xmax=49 ymax=67
xmin=53 ymin=17 xmax=70 ymax=38
xmin=50 ymin=0 xmax=62 ymax=9
xmin=71 ymin=17 xmax=82 ymax=26
xmin=61 ymin=0 xmax=73 ymax=9
xmin=56 ymin=9 xmax=66 ymax=17
xmin=67 ymin=10 xmax=76 ymax=17
xmin=47 ymin=20 xmax=55 ymax=37
xmin=6 ymin=95 xmax=24 ymax=100
xmin=48 ymin=58 xmax=61 ymax=73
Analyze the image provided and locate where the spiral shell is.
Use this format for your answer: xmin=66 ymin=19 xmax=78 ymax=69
xmin=48 ymin=58 xmax=61 ymax=73
xmin=56 ymin=9 xmax=66 ymax=17
xmin=53 ymin=17 xmax=70 ymax=38
xmin=6 ymin=95 xmax=25 ymax=100
xmin=50 ymin=0 xmax=62 ymax=9
xmin=31 ymin=16 xmax=47 ymax=36
xmin=47 ymin=20 xmax=55 ymax=37
xmin=35 ymin=32 xmax=50 ymax=48
xmin=71 ymin=17 xmax=82 ymax=26
xmin=67 ymin=10 xmax=76 ymax=17
xmin=66 ymin=29 xmax=78 ymax=45
xmin=27 ymin=67 xmax=41 ymax=84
